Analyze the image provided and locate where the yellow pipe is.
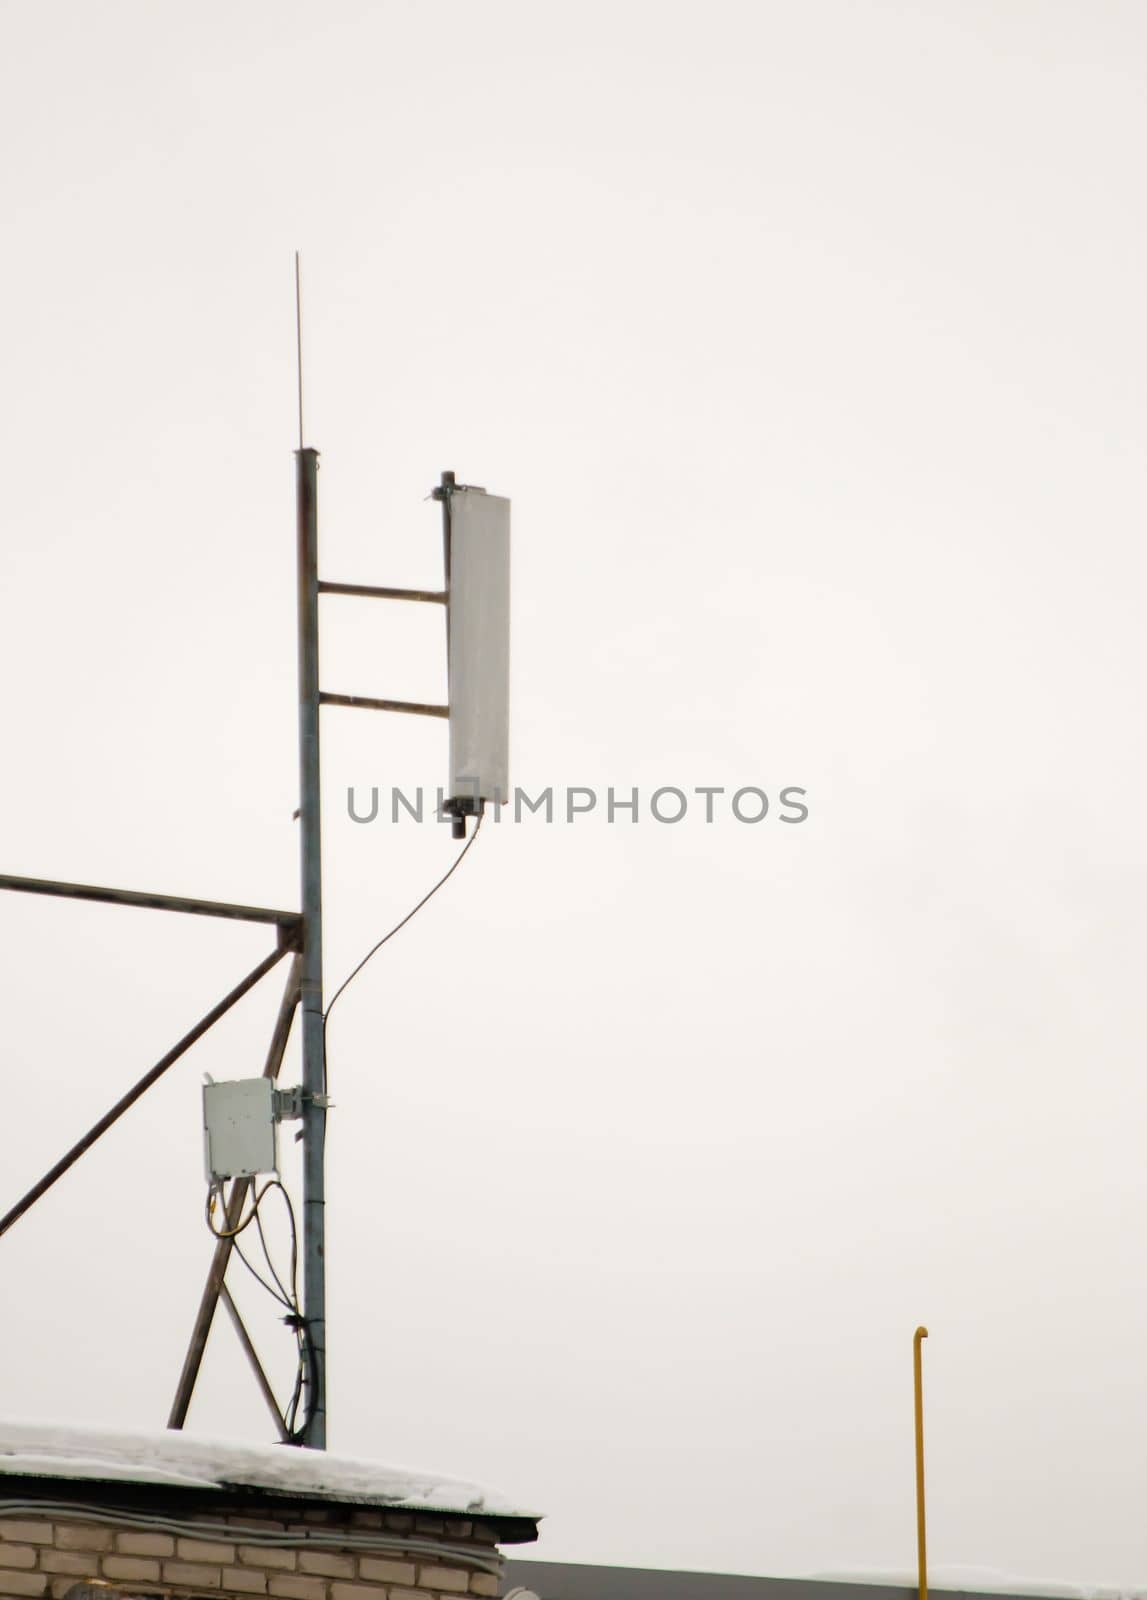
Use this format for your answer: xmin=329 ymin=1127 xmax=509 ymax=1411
xmin=913 ymin=1327 xmax=929 ymax=1600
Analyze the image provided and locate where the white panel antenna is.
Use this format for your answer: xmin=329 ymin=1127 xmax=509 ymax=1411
xmin=445 ymin=485 xmax=511 ymax=817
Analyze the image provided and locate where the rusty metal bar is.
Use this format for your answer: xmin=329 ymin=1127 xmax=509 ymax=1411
xmin=0 ymin=943 xmax=291 ymax=1243
xmin=318 ymin=580 xmax=446 ymax=604
xmin=167 ymin=955 xmax=302 ymax=1430
xmin=0 ymin=873 xmax=301 ymax=931
xmin=219 ymin=1281 xmax=291 ymax=1443
xmin=319 ymin=692 xmax=449 ymax=719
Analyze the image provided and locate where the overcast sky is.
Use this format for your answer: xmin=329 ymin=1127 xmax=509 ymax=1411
xmin=2 ymin=0 xmax=1147 ymax=1589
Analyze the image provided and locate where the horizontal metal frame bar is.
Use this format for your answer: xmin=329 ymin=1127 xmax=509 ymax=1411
xmin=318 ymin=580 xmax=446 ymax=605
xmin=319 ymin=692 xmax=449 ymax=719
xmin=0 ymin=874 xmax=301 ymax=931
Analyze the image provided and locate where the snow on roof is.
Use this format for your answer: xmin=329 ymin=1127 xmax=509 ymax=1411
xmin=0 ymin=1420 xmax=538 ymax=1522
xmin=807 ymin=1569 xmax=1147 ymax=1600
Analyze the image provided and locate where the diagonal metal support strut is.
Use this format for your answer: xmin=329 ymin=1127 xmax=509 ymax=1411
xmin=167 ymin=955 xmax=302 ymax=1429
xmin=219 ymin=1281 xmax=291 ymax=1443
xmin=0 ymin=943 xmax=292 ymax=1243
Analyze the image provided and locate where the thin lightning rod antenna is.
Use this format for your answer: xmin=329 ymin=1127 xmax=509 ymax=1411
xmin=295 ymin=251 xmax=304 ymax=450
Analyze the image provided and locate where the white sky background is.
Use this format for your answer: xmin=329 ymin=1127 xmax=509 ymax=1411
xmin=1 ymin=0 xmax=1146 ymax=1585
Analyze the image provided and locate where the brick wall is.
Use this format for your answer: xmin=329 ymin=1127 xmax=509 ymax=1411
xmin=0 ymin=1507 xmax=504 ymax=1600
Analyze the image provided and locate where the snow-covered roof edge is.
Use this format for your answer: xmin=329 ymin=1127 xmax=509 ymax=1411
xmin=0 ymin=1420 xmax=540 ymax=1525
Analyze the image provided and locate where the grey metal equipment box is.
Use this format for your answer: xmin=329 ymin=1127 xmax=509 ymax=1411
xmin=203 ymin=1078 xmax=278 ymax=1182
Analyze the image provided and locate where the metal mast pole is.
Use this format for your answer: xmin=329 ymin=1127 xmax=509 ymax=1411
xmin=913 ymin=1325 xmax=928 ymax=1600
xmin=296 ymin=444 xmax=327 ymax=1447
